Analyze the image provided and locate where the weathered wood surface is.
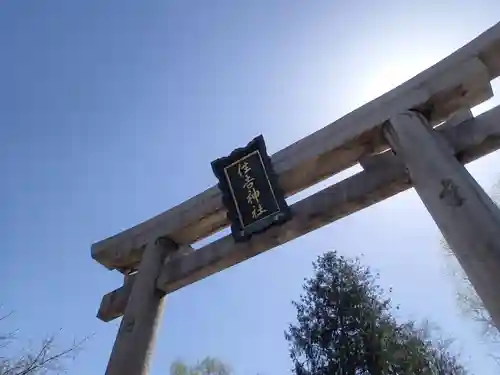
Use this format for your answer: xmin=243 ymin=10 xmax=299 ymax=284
xmin=384 ymin=110 xmax=500 ymax=329
xmin=156 ymin=105 xmax=500 ymax=294
xmin=92 ymin=22 xmax=500 ymax=271
xmin=104 ymin=238 xmax=177 ymax=375
xmin=98 ymin=104 xmax=500 ymax=322
xmin=98 ymin=273 xmax=136 ymax=322
xmin=98 ymin=245 xmax=194 ymax=322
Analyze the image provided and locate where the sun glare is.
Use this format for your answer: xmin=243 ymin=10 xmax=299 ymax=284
xmin=358 ymin=54 xmax=439 ymax=105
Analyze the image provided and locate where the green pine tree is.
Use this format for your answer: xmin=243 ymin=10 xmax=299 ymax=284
xmin=285 ymin=251 xmax=467 ymax=375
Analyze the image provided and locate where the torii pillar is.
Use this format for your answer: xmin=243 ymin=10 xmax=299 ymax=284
xmin=384 ymin=110 xmax=500 ymax=328
xmin=104 ymin=237 xmax=178 ymax=375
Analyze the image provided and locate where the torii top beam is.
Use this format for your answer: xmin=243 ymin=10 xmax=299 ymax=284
xmin=91 ymin=22 xmax=500 ymax=271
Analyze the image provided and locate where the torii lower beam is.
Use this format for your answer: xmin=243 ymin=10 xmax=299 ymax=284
xmin=92 ymin=21 xmax=500 ymax=271
xmin=97 ymin=103 xmax=500 ymax=322
xmin=156 ymin=106 xmax=500 ymax=296
xmin=98 ymin=245 xmax=194 ymax=322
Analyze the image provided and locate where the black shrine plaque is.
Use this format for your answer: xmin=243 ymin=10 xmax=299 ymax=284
xmin=211 ymin=135 xmax=291 ymax=242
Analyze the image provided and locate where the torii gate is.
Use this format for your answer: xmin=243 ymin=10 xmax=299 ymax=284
xmin=92 ymin=22 xmax=500 ymax=375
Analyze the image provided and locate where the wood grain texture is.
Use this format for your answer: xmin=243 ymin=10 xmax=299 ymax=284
xmin=384 ymin=110 xmax=500 ymax=329
xmin=156 ymin=105 xmax=500 ymax=295
xmin=98 ymin=246 xmax=193 ymax=322
xmin=98 ymin=273 xmax=136 ymax=322
xmin=97 ymin=104 xmax=500 ymax=322
xmin=104 ymin=238 xmax=177 ymax=375
xmin=92 ymin=23 xmax=500 ymax=271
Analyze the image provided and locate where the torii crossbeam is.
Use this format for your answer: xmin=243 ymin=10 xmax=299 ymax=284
xmin=92 ymin=22 xmax=500 ymax=375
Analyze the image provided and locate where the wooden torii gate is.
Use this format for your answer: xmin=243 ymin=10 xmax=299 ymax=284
xmin=92 ymin=23 xmax=500 ymax=375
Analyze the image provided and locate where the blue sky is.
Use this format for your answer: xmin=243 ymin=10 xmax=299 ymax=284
xmin=1 ymin=1 xmax=500 ymax=374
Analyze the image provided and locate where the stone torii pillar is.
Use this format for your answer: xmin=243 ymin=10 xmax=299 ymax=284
xmin=104 ymin=237 xmax=178 ymax=375
xmin=384 ymin=110 xmax=500 ymax=328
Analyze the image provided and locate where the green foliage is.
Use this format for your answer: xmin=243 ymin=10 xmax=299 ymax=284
xmin=285 ymin=251 xmax=468 ymax=375
xmin=170 ymin=357 xmax=231 ymax=375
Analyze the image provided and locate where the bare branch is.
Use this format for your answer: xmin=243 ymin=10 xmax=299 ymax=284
xmin=0 ymin=312 xmax=90 ymax=375
xmin=0 ymin=310 xmax=17 ymax=353
xmin=5 ymin=335 xmax=88 ymax=375
xmin=440 ymin=178 xmax=500 ymax=365
xmin=0 ymin=311 xmax=14 ymax=322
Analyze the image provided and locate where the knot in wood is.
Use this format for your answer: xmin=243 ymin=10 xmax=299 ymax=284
xmin=439 ymin=178 xmax=465 ymax=207
xmin=123 ymin=317 xmax=135 ymax=333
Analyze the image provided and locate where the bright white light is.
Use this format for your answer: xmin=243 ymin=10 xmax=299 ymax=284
xmin=358 ymin=54 xmax=439 ymax=105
